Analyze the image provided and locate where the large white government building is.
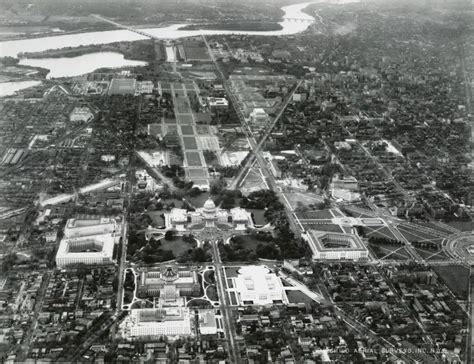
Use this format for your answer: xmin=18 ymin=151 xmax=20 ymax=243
xmin=56 ymin=217 xmax=120 ymax=268
xmin=137 ymin=266 xmax=201 ymax=299
xmin=232 ymin=266 xmax=289 ymax=306
xmin=165 ymin=198 xmax=253 ymax=231
xmin=127 ymin=308 xmax=192 ymax=337
xmin=120 ymin=266 xmax=203 ymax=339
xmin=305 ymin=230 xmax=369 ymax=261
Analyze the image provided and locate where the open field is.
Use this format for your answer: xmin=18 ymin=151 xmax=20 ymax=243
xmin=196 ymin=125 xmax=211 ymax=135
xmin=186 ymin=192 xmax=210 ymax=207
xmin=147 ymin=211 xmax=165 ymax=227
xmin=180 ymin=125 xmax=194 ymax=135
xmin=362 ymin=226 xmax=396 ymax=240
xmin=240 ymin=167 xmax=268 ymax=194
xmin=177 ymin=114 xmax=193 ymax=124
xmin=164 ymin=117 xmax=177 ymax=124
xmin=224 ymin=266 xmax=240 ymax=278
xmin=286 ymin=290 xmax=314 ymax=304
xmin=185 ymin=82 xmax=195 ymax=91
xmin=369 ymin=243 xmax=412 ymax=260
xmin=153 ymin=236 xmax=196 ymax=257
xmin=445 ymin=221 xmax=474 ymax=231
xmin=432 ymin=265 xmax=470 ymax=299
xmin=398 ymin=225 xmax=444 ymax=244
xmin=186 ymin=168 xmax=208 ymax=178
xmin=190 ymin=179 xmax=208 ymax=186
xmin=165 ymin=125 xmax=178 ymax=134
xmin=414 ymin=247 xmax=449 ymax=261
xmin=197 ymin=136 xmax=220 ymax=150
xmin=419 ymin=222 xmax=456 ymax=235
xmin=160 ymin=82 xmax=171 ymax=91
xmin=304 ymin=223 xmax=343 ymax=233
xmin=284 ymin=192 xmax=324 ymax=209
xmin=185 ymin=151 xmax=203 ymax=167
xmin=248 ymin=209 xmax=266 ymax=225
xmin=183 ymin=136 xmax=198 ymax=150
xmin=169 ymin=153 xmax=183 ymax=165
xmin=229 ymin=291 xmax=238 ymax=305
xmin=183 ymin=41 xmax=211 ymax=61
xmin=232 ymin=234 xmax=273 ymax=253
xmin=176 ymin=103 xmax=190 ymax=114
xmin=206 ymin=285 xmax=218 ymax=301
xmin=296 ymin=210 xmax=333 ymax=220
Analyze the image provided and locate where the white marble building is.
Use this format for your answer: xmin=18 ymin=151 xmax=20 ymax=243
xmin=165 ymin=198 xmax=253 ymax=231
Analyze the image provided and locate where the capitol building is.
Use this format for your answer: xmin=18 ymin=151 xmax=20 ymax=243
xmin=164 ymin=198 xmax=254 ymax=232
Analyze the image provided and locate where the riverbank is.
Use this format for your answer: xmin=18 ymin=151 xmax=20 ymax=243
xmin=18 ymin=40 xmax=156 ymax=63
xmin=0 ymin=80 xmax=42 ymax=97
xmin=19 ymin=52 xmax=147 ymax=79
xmin=0 ymin=21 xmax=178 ymax=43
xmin=178 ymin=22 xmax=283 ymax=32
xmin=0 ymin=23 xmax=117 ymax=43
xmin=0 ymin=2 xmax=321 ymax=59
xmin=0 ymin=56 xmax=52 ymax=81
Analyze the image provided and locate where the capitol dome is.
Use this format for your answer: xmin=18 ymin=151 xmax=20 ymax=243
xmin=203 ymin=198 xmax=216 ymax=213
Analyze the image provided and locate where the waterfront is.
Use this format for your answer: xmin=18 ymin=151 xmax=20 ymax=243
xmin=0 ymin=1 xmax=358 ymax=90
xmin=19 ymin=52 xmax=147 ymax=79
xmin=0 ymin=80 xmax=41 ymax=97
xmin=0 ymin=2 xmax=323 ymax=59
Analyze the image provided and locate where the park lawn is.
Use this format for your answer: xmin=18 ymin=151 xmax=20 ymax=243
xmin=160 ymin=81 xmax=171 ymax=90
xmin=445 ymin=221 xmax=474 ymax=231
xmin=232 ymin=234 xmax=273 ymax=252
xmin=206 ymin=285 xmax=219 ymax=301
xmin=187 ymin=168 xmax=207 ymax=178
xmin=303 ymin=223 xmax=343 ymax=233
xmin=368 ymin=243 xmax=411 ymax=260
xmin=285 ymin=290 xmax=314 ymax=304
xmin=362 ymin=226 xmax=396 ymax=240
xmin=147 ymin=211 xmax=165 ymax=227
xmin=187 ymin=298 xmax=212 ymax=308
xmin=396 ymin=229 xmax=422 ymax=243
xmin=248 ymin=208 xmax=266 ymax=225
xmin=432 ymin=265 xmax=470 ymax=299
xmin=284 ymin=192 xmax=324 ymax=210
xmin=154 ymin=236 xmax=196 ymax=257
xmin=183 ymin=137 xmax=198 ymax=150
xmin=413 ymin=247 xmax=449 ymax=261
xmin=166 ymin=125 xmax=178 ymax=133
xmin=229 ymin=291 xmax=238 ymax=305
xmin=296 ymin=209 xmax=333 ymax=220
xmin=164 ymin=117 xmax=176 ymax=124
xmin=178 ymin=113 xmax=193 ymax=123
xmin=168 ymin=153 xmax=182 ymax=166
xmin=185 ymin=151 xmax=203 ymax=166
xmin=180 ymin=125 xmax=195 ymax=135
xmin=224 ymin=266 xmax=241 ymax=278
xmin=203 ymin=270 xmax=216 ymax=284
xmin=196 ymin=125 xmax=210 ymax=134
xmin=161 ymin=198 xmax=186 ymax=209
xmin=186 ymin=192 xmax=210 ymax=207
xmin=419 ymin=222 xmax=455 ymax=235
xmin=398 ymin=225 xmax=444 ymax=241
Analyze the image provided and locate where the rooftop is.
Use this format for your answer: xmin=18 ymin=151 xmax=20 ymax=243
xmin=308 ymin=231 xmax=367 ymax=252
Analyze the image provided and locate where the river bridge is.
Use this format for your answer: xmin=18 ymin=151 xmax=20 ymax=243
xmin=92 ymin=14 xmax=315 ymax=41
xmin=92 ymin=14 xmax=169 ymax=41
